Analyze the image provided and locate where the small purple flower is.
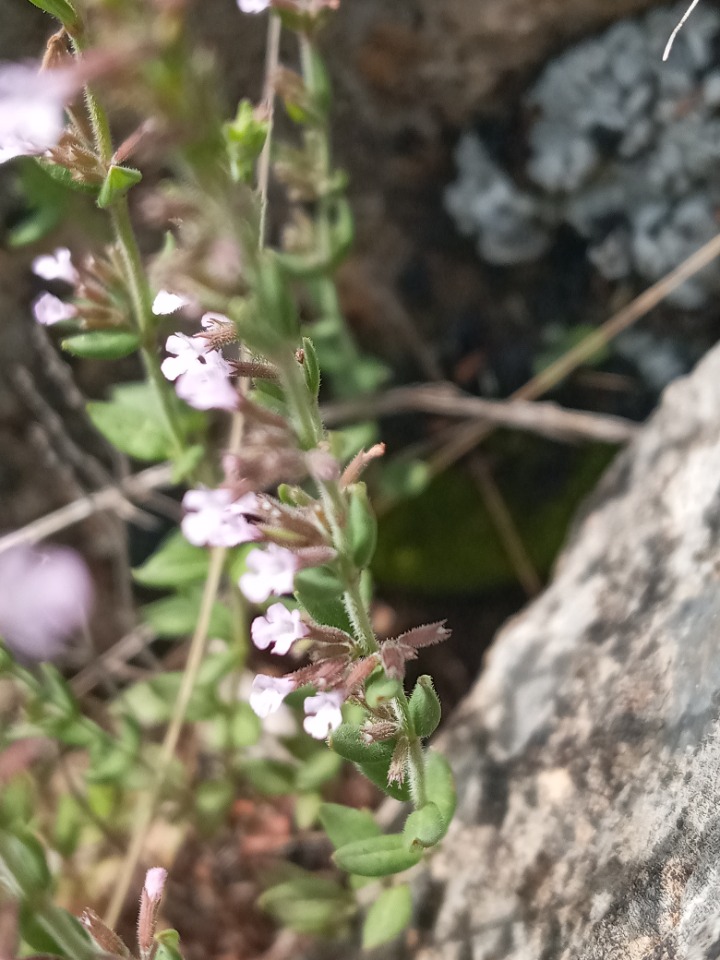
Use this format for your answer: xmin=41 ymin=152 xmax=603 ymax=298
xmin=239 ymin=544 xmax=299 ymax=604
xmin=174 ymin=353 xmax=239 ymax=412
xmin=303 ymin=691 xmax=344 ymax=739
xmin=32 ymin=247 xmax=78 ymax=285
xmin=152 ymin=290 xmax=190 ymax=316
xmin=237 ymin=0 xmax=270 ymax=12
xmin=249 ymin=674 xmax=296 ymax=718
xmin=0 ymin=62 xmax=78 ymax=164
xmin=32 ymin=292 xmax=77 ymax=326
xmin=251 ymin=603 xmax=308 ymax=656
xmin=181 ymin=487 xmax=260 ymax=548
xmin=0 ymin=544 xmax=93 ymax=661
xmin=143 ymin=867 xmax=167 ymax=903
xmin=160 ymin=333 xmax=212 ymax=381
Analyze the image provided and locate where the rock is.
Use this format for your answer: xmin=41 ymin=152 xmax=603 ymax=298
xmin=403 ymin=342 xmax=720 ymax=958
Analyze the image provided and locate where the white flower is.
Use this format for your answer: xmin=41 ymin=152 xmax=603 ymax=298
xmin=174 ymin=352 xmax=239 ymax=411
xmin=0 ymin=62 xmax=78 ymax=164
xmin=181 ymin=487 xmax=259 ymax=548
xmin=160 ymin=333 xmax=212 ymax=381
xmin=303 ymin=691 xmax=344 ymax=739
xmin=251 ymin=603 xmax=308 ymax=656
xmin=239 ymin=544 xmax=299 ymax=604
xmin=32 ymin=292 xmax=77 ymax=326
xmin=152 ymin=290 xmax=190 ymax=316
xmin=237 ymin=0 xmax=270 ymax=12
xmin=249 ymin=674 xmax=295 ymax=718
xmin=32 ymin=247 xmax=78 ymax=284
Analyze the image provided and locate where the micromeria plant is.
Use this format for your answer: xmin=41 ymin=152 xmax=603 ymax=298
xmin=0 ymin=0 xmax=456 ymax=951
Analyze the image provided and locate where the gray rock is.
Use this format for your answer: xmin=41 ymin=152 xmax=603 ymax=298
xmin=406 ymin=342 xmax=720 ymax=959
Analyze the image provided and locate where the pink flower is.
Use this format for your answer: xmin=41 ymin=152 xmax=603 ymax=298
xmin=239 ymin=544 xmax=299 ymax=604
xmin=32 ymin=292 xmax=77 ymax=326
xmin=143 ymin=867 xmax=167 ymax=903
xmin=174 ymin=353 xmax=239 ymax=411
xmin=0 ymin=544 xmax=93 ymax=661
xmin=303 ymin=691 xmax=344 ymax=739
xmin=181 ymin=487 xmax=260 ymax=548
xmin=32 ymin=247 xmax=78 ymax=285
xmin=161 ymin=332 xmax=237 ymax=411
xmin=0 ymin=62 xmax=78 ymax=164
xmin=237 ymin=0 xmax=270 ymax=12
xmin=152 ymin=290 xmax=190 ymax=316
xmin=251 ymin=603 xmax=308 ymax=656
xmin=249 ymin=674 xmax=295 ymax=717
xmin=160 ymin=333 xmax=212 ymax=381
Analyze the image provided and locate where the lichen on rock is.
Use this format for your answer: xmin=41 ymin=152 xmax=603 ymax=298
xmin=445 ymin=1 xmax=720 ymax=308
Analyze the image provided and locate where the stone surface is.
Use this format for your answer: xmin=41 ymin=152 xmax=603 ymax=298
xmin=402 ymin=342 xmax=720 ymax=959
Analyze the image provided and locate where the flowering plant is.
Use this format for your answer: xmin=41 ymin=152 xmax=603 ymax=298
xmin=0 ymin=0 xmax=455 ymax=952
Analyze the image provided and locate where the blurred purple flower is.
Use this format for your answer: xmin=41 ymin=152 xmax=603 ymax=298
xmin=32 ymin=292 xmax=77 ymax=326
xmin=181 ymin=487 xmax=260 ymax=547
xmin=32 ymin=247 xmax=78 ymax=285
xmin=303 ymin=690 xmax=344 ymax=739
xmin=239 ymin=544 xmax=299 ymax=604
xmin=249 ymin=674 xmax=295 ymax=717
xmin=0 ymin=62 xmax=78 ymax=164
xmin=0 ymin=544 xmax=93 ymax=661
xmin=251 ymin=603 xmax=308 ymax=655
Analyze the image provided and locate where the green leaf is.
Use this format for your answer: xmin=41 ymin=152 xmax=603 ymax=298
xmin=356 ymin=757 xmax=411 ymax=803
xmin=329 ymin=723 xmax=394 ymax=766
xmin=141 ymin=589 xmax=231 ymax=640
xmin=224 ymin=99 xmax=268 ymax=183
xmin=0 ymin=829 xmax=51 ymax=896
xmin=302 ymin=336 xmax=321 ymax=398
xmin=424 ymin=750 xmax=456 ymax=831
xmin=295 ymin=748 xmax=343 ymax=792
xmin=294 ymin=792 xmax=322 ymax=830
xmin=25 ymin=0 xmax=79 ymax=29
xmin=195 ymin=780 xmax=235 ymax=830
xmin=294 ymin=565 xmax=353 ymax=634
xmin=362 ymin=884 xmax=412 ymax=949
xmin=61 ymin=330 xmax=140 ymax=359
xmin=171 ymin=443 xmax=204 ymax=483
xmin=133 ymin=530 xmax=209 ymax=589
xmin=332 ymin=834 xmax=422 ymax=877
xmin=408 ymin=676 xmax=441 ymax=739
xmin=87 ymin=384 xmax=171 ymax=462
xmin=319 ymin=803 xmax=381 ymax=849
xmin=253 ymin=252 xmax=298 ymax=346
xmin=243 ymin=759 xmax=296 ymax=795
xmin=402 ymin=803 xmax=445 ymax=850
xmin=97 ymin=164 xmax=143 ymax=208
xmin=258 ymin=876 xmax=354 ymax=936
xmin=346 ymin=482 xmax=377 ymax=569
xmin=116 ymin=670 xmax=218 ymax=726
xmin=153 ymin=929 xmax=184 ymax=960
xmin=365 ymin=674 xmax=401 ymax=710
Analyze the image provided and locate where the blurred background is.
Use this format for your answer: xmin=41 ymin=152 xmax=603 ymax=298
xmin=1 ymin=0 xmax=718 ymax=952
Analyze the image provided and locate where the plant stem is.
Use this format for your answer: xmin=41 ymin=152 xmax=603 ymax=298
xmin=71 ymin=40 xmax=185 ymax=459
